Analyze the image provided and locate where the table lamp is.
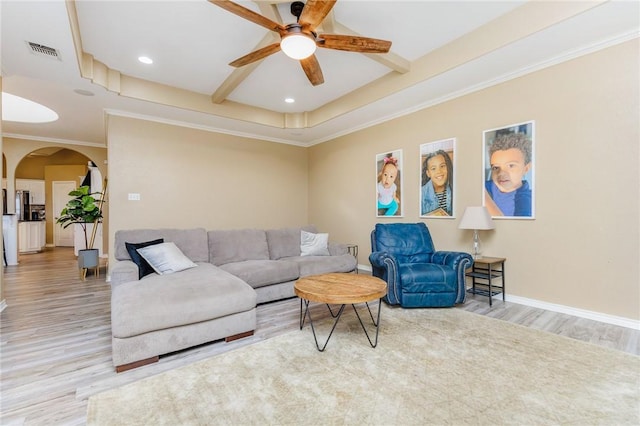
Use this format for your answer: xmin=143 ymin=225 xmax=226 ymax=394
xmin=458 ymin=206 xmax=494 ymax=259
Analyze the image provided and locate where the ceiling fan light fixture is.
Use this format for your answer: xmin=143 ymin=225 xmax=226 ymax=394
xmin=281 ymin=25 xmax=316 ymax=60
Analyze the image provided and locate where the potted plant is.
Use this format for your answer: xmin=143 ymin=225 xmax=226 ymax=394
xmin=56 ymin=185 xmax=103 ymax=271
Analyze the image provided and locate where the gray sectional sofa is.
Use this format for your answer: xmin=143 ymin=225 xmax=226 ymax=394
xmin=110 ymin=225 xmax=356 ymax=372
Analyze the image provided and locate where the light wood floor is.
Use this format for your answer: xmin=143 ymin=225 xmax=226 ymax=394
xmin=1 ymin=248 xmax=638 ymax=425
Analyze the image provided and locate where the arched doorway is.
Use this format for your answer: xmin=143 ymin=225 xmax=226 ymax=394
xmin=4 ymin=143 xmax=108 ymax=265
xmin=3 ymin=139 xmax=108 ymax=266
xmin=16 ymin=148 xmax=93 ymax=249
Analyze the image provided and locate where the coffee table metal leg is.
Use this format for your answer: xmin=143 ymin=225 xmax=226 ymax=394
xmin=325 ymin=304 xmax=341 ymax=318
xmin=299 ymin=298 xmax=306 ymax=329
xmin=300 ymin=299 xmax=346 ymax=352
xmin=299 ymin=298 xmax=383 ymax=351
xmin=351 ymin=300 xmax=383 ymax=348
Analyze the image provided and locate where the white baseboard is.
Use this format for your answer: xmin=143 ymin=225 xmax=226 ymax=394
xmin=358 ymin=264 xmax=372 ymax=272
xmin=504 ymin=294 xmax=639 ymax=330
xmin=357 ymin=263 xmax=639 ymax=330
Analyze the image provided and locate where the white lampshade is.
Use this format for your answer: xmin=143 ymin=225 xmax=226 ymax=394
xmin=458 ymin=206 xmax=495 ymax=230
xmin=281 ymin=32 xmax=316 ymax=60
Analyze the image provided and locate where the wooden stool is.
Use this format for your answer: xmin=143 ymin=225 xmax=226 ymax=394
xmin=97 ymin=254 xmax=109 ymax=278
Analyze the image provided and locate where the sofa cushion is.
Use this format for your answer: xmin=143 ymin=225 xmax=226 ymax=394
xmin=115 ymin=228 xmax=209 ymax=262
xmin=266 ymin=225 xmax=317 ymax=260
xmin=300 ymin=230 xmax=329 ymax=256
xmin=219 ymin=260 xmax=299 ymax=289
xmin=137 ymin=242 xmax=198 ymax=275
xmin=328 ymin=242 xmax=349 ymax=256
xmin=111 ymin=263 xmax=256 ymax=338
xmin=125 ymin=238 xmax=164 ymax=279
xmin=284 ymin=253 xmax=357 ymax=277
xmin=208 ymin=229 xmax=270 ymax=266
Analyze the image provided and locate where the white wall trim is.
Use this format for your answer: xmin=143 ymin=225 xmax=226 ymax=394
xmin=1 ymin=132 xmax=106 ymax=148
xmin=358 ymin=264 xmax=639 ymax=330
xmin=103 ymin=109 xmax=308 ymax=148
xmin=504 ymin=294 xmax=640 ymax=331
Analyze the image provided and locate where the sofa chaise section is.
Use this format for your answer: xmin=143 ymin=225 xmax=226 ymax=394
xmin=110 ymin=228 xmax=257 ymax=372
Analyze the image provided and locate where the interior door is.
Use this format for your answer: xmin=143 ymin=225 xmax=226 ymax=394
xmin=53 ymin=181 xmax=77 ymax=247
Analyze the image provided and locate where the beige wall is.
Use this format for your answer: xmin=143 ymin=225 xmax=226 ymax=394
xmin=107 ymin=116 xmax=309 ymax=249
xmin=308 ymin=40 xmax=639 ymax=320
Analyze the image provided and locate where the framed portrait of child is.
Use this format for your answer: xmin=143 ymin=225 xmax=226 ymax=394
xmin=483 ymin=120 xmax=535 ymax=219
xmin=375 ymin=150 xmax=403 ymax=217
xmin=419 ymin=138 xmax=456 ymax=218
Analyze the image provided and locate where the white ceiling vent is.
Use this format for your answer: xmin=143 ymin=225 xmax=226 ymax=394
xmin=26 ymin=41 xmax=61 ymax=60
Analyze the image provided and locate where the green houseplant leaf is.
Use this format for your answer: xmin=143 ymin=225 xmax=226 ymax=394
xmin=56 ymin=185 xmax=103 ymax=249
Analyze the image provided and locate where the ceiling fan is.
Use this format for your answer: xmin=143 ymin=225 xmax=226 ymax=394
xmin=209 ymin=0 xmax=392 ymax=86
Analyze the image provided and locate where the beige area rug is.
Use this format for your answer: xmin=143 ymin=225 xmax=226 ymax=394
xmin=87 ymin=307 xmax=639 ymax=425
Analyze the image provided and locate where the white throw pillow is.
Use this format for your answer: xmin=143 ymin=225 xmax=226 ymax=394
xmin=136 ymin=242 xmax=198 ymax=275
xmin=300 ymin=230 xmax=330 ymax=256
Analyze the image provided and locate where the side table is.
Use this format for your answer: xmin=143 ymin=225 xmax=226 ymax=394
xmin=346 ymin=244 xmax=358 ymax=273
xmin=466 ymin=256 xmax=506 ymax=307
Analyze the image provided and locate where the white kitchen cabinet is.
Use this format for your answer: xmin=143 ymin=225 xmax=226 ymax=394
xmin=16 ymin=179 xmax=46 ymax=204
xmin=31 ymin=180 xmax=46 ymax=204
xmin=15 ymin=179 xmax=27 ymax=191
xmin=18 ymin=221 xmax=45 ymax=253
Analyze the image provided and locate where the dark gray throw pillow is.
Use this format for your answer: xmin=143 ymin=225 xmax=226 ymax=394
xmin=125 ymin=238 xmax=164 ymax=279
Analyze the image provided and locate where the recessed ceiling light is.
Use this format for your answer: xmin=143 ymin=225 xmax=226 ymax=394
xmin=138 ymin=56 xmax=153 ymax=64
xmin=1 ymin=92 xmax=58 ymax=123
xmin=285 ymin=98 xmax=295 ymax=103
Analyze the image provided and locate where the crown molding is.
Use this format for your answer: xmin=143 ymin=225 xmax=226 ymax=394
xmin=1 ymin=132 xmax=106 ymax=148
xmin=103 ymin=109 xmax=309 ymax=147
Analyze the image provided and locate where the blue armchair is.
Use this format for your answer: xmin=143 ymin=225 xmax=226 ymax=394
xmin=369 ymin=223 xmax=473 ymax=308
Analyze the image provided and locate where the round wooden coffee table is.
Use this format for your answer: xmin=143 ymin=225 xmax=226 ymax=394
xmin=294 ymin=273 xmax=387 ymax=351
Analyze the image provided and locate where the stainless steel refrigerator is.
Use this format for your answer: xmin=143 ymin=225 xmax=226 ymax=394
xmin=15 ymin=190 xmax=30 ymax=221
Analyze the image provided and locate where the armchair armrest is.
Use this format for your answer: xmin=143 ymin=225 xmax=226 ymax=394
xmin=431 ymin=251 xmax=474 ymax=270
xmin=369 ymin=251 xmax=401 ymax=305
xmin=431 ymin=251 xmax=474 ymax=304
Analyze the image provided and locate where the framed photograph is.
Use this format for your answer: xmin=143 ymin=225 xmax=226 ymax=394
xmin=483 ymin=120 xmax=535 ymax=219
xmin=375 ymin=150 xmax=403 ymax=217
xmin=420 ymin=138 xmax=456 ymax=218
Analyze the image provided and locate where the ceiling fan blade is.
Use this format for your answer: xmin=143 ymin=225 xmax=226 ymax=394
xmin=209 ymin=0 xmax=285 ymax=34
xmin=300 ymin=55 xmax=324 ymax=86
xmin=229 ymin=43 xmax=281 ymax=67
xmin=298 ymin=0 xmax=337 ymax=30
xmin=318 ymin=34 xmax=392 ymax=53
